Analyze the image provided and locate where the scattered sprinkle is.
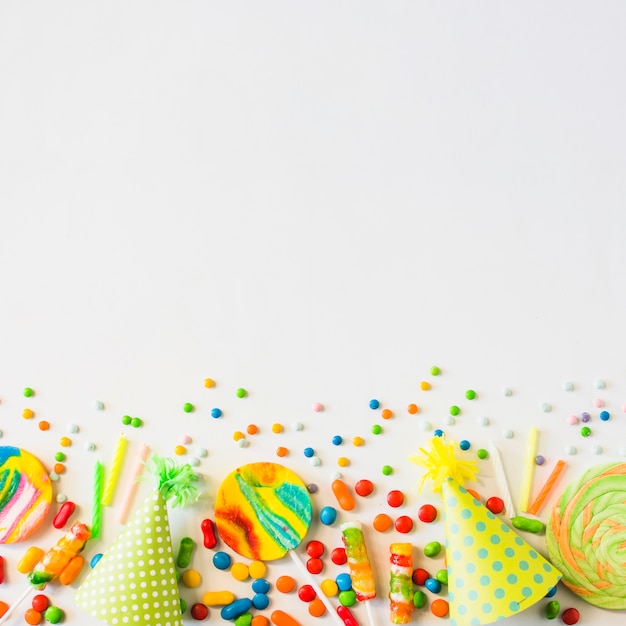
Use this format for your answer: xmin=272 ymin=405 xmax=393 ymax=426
xmin=541 ymin=403 xmax=552 ymax=413
xmin=369 ymin=399 xmax=380 ymax=410
xmin=502 ymin=387 xmax=512 ymax=397
xmin=236 ymin=388 xmax=247 ymax=398
xmin=211 ymin=408 xmax=222 ymax=419
xmin=430 ymin=366 xmax=441 ymax=376
xmin=465 ymin=389 xmax=476 ymax=400
xmin=183 ymin=403 xmax=194 ymax=413
xmin=271 ymin=423 xmax=283 ymax=434
xmin=312 ymin=402 xmax=324 ymax=412
xmin=203 ymin=378 xmax=215 ymax=388
xmin=594 ymin=379 xmax=606 ymax=390
xmin=562 ymin=382 xmax=574 ymax=392
xmin=371 ymin=425 xmax=382 ymax=435
xmin=477 ymin=416 xmax=490 ymax=427
xmin=420 ymin=381 xmax=431 ymax=391
xmin=382 ymin=465 xmax=393 ymax=476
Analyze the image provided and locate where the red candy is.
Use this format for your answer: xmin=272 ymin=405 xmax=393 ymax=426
xmin=190 ymin=603 xmax=209 ymax=620
xmin=418 ymin=504 xmax=438 ymax=523
xmin=394 ymin=515 xmax=413 ymax=533
xmin=298 ymin=584 xmax=316 ymax=602
xmin=412 ymin=568 xmax=430 ymax=586
xmin=201 ymin=519 xmax=217 ymax=549
xmin=354 ymin=479 xmax=374 ymax=497
xmin=306 ymin=557 xmax=324 ymax=574
xmin=31 ymin=595 xmax=49 ymax=613
xmin=485 ymin=496 xmax=505 ymax=515
xmin=387 ymin=490 xmax=405 ymax=507
xmin=561 ymin=608 xmax=580 ymax=625
xmin=337 ymin=605 xmax=359 ymax=626
xmin=331 ymin=547 xmax=347 ymax=565
xmin=52 ymin=501 xmax=76 ymax=529
xmin=306 ymin=540 xmax=325 ymax=558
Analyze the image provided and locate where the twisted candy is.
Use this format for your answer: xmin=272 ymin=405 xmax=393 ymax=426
xmin=546 ymin=462 xmax=626 ymax=609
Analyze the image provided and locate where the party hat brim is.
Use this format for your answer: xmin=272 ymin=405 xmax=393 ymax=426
xmin=75 ymin=490 xmax=183 ymax=626
xmin=442 ymin=478 xmax=561 ymax=626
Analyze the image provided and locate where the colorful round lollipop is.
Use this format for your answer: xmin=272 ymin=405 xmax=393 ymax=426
xmin=547 ymin=462 xmax=626 ymax=609
xmin=214 ymin=462 xmax=313 ymax=561
xmin=0 ymin=446 xmax=53 ymax=543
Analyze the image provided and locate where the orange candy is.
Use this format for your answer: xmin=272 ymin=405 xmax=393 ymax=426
xmin=407 ymin=403 xmax=419 ymax=414
xmin=276 ymin=446 xmax=288 ymax=458
xmin=24 ymin=609 xmax=42 ymax=625
xmin=373 ymin=513 xmax=393 ymax=532
xmin=38 ymin=421 xmax=50 ymax=431
xmin=53 ymin=463 xmax=65 ymax=475
xmin=251 ymin=617 xmax=269 ymax=626
xmin=331 ymin=479 xmax=355 ymax=511
xmin=308 ymin=598 xmax=326 ymax=617
xmin=431 ymin=598 xmax=449 ymax=617
xmin=0 ymin=602 xmax=8 ymax=618
xmin=466 ymin=488 xmax=481 ymax=502
xmin=276 ymin=575 xmax=296 ymax=593
xmin=381 ymin=408 xmax=393 ymax=419
xmin=246 ymin=424 xmax=259 ymax=435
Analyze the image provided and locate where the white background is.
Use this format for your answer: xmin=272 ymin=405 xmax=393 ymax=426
xmin=1 ymin=2 xmax=626 ymax=625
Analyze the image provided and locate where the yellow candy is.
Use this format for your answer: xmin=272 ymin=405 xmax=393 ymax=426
xmin=248 ymin=560 xmax=267 ymax=579
xmin=202 ymin=591 xmax=235 ymax=606
xmin=17 ymin=546 xmax=44 ymax=574
xmin=352 ymin=436 xmax=364 ymax=447
xmin=59 ymin=436 xmax=72 ymax=447
xmin=337 ymin=457 xmax=350 ymax=467
xmin=204 ymin=378 xmax=216 ymax=388
xmin=231 ymin=561 xmax=249 ymax=581
xmin=174 ymin=445 xmax=186 ymax=456
xmin=22 ymin=408 xmax=34 ymax=420
xmin=271 ymin=423 xmax=283 ymax=434
xmin=233 ymin=431 xmax=245 ymax=442
xmin=320 ymin=578 xmax=339 ymax=597
xmin=181 ymin=569 xmax=201 ymax=588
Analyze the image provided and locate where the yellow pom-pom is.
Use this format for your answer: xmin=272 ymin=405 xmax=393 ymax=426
xmin=408 ymin=437 xmax=478 ymax=493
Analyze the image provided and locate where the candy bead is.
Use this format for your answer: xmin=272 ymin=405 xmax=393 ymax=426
xmin=425 ymin=577 xmax=442 ymax=593
xmin=418 ymin=504 xmax=437 ymax=523
xmin=320 ymin=506 xmax=337 ymax=525
xmin=90 ymin=553 xmax=103 ymax=568
xmin=190 ymin=603 xmax=209 ymax=620
xmin=276 ymin=575 xmax=296 ymax=593
xmin=511 ymin=516 xmax=545 ymax=534
xmin=387 ymin=490 xmax=404 ymax=507
xmin=545 ymin=600 xmax=560 ymax=619
xmin=231 ymin=562 xmax=249 ymax=581
xmin=18 ymin=547 xmax=45 ymax=574
xmin=436 ymin=568 xmax=448 ymax=585
xmin=202 ymin=591 xmax=235 ymax=606
xmin=338 ymin=589 xmax=357 ymax=606
xmin=248 ymin=560 xmax=266 ymax=579
xmin=424 ymin=541 xmax=441 ymax=557
xmin=308 ymin=598 xmax=326 ymax=617
xmin=431 ymin=598 xmax=449 ymax=617
xmin=332 ymin=435 xmax=343 ymax=446
xmin=213 ymin=551 xmax=231 ymax=570
xmin=306 ymin=540 xmax=325 ymax=558
xmin=181 ymin=569 xmax=202 ymax=588
xmin=332 ymin=479 xmax=355 ymax=511
xmin=176 ymin=536 xmax=195 ymax=568
xmin=335 ymin=573 xmax=352 ymax=591
xmin=25 ymin=608 xmax=42 ymax=625
xmin=354 ymin=479 xmax=374 ymax=497
xmin=298 ymin=584 xmax=316 ymax=602
xmin=251 ymin=617 xmax=269 ymax=626
xmin=252 ymin=578 xmax=271 ymax=594
xmin=43 ymin=607 xmax=63 ymax=624
xmin=381 ymin=409 xmax=393 ymax=419
xmin=320 ymin=578 xmax=339 ymax=596
xmin=485 ymin=496 xmax=504 ymax=514
xmin=221 ymin=598 xmax=253 ymax=620
xmin=336 ymin=605 xmax=359 ymax=626
xmin=331 ymin=547 xmax=347 ymax=565
xmin=252 ymin=593 xmax=270 ymax=610
xmin=395 ymin=515 xmax=413 ymax=533
xmin=32 ymin=595 xmax=49 ymax=613
xmin=52 ymin=501 xmax=75 ymax=529
xmin=201 ymin=518 xmax=217 ymax=549
xmin=270 ymin=610 xmax=300 ymax=626
xmin=369 ymin=399 xmax=380 ymax=409
xmin=561 ymin=608 xmax=580 ymax=625
xmin=412 ymin=568 xmax=430 ymax=585
xmin=413 ymin=590 xmax=427 ymax=608
xmin=373 ymin=513 xmax=393 ymax=532
xmin=306 ymin=557 xmax=323 ymax=574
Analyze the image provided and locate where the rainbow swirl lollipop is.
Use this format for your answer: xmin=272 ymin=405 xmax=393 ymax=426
xmin=0 ymin=446 xmax=52 ymax=543
xmin=215 ymin=462 xmax=312 ymax=561
xmin=546 ymin=462 xmax=626 ymax=609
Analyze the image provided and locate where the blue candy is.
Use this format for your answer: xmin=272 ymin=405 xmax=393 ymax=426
xmin=320 ymin=506 xmax=337 ymax=525
xmin=221 ymin=598 xmax=252 ymax=620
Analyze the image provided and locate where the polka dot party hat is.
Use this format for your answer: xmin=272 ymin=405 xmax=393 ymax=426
xmin=75 ymin=456 xmax=200 ymax=626
xmin=410 ymin=438 xmax=561 ymax=626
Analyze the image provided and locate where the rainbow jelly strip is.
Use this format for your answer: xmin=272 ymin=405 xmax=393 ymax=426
xmin=389 ymin=543 xmax=413 ymax=624
xmin=340 ymin=521 xmax=376 ymax=601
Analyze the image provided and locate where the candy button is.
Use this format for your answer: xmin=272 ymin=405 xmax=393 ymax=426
xmin=425 ymin=577 xmax=442 ymax=593
xmin=561 ymin=608 xmax=580 ymax=625
xmin=431 ymin=598 xmax=449 ymax=617
xmin=395 ymin=515 xmax=413 ymax=533
xmin=320 ymin=578 xmax=339 ymax=596
xmin=373 ymin=513 xmax=393 ymax=533
xmin=202 ymin=591 xmax=236 ymax=606
xmin=545 ymin=600 xmax=560 ymax=620
xmin=252 ymin=593 xmax=270 ymax=610
xmin=387 ymin=490 xmax=404 ymax=507
xmin=308 ymin=598 xmax=326 ymax=617
xmin=486 ymin=496 xmax=504 ymax=514
xmin=335 ymin=573 xmax=352 ymax=591
xmin=424 ymin=541 xmax=442 ymax=557
xmin=354 ymin=479 xmax=374 ymax=497
xmin=212 ymin=551 xmax=231 ymax=570
xmin=331 ymin=547 xmax=347 ymax=565
xmin=320 ymin=506 xmax=337 ymax=525
xmin=181 ymin=569 xmax=201 ymax=588
xmin=418 ymin=504 xmax=437 ymax=523
xmin=413 ymin=590 xmax=427 ymax=608
xmin=338 ymin=589 xmax=357 ymax=606
xmin=298 ymin=584 xmax=316 ymax=602
xmin=231 ymin=562 xmax=250 ymax=581
xmin=248 ymin=560 xmax=266 ymax=579
xmin=306 ymin=540 xmax=325 ymax=558
xmin=412 ymin=568 xmax=430 ymax=586
xmin=306 ymin=557 xmax=323 ymax=574
xmin=276 ymin=575 xmax=296 ymax=593
xmin=190 ymin=603 xmax=209 ymax=620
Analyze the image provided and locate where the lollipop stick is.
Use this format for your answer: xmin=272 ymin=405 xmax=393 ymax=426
xmin=0 ymin=586 xmax=34 ymax=625
xmin=288 ymin=550 xmax=346 ymax=626
xmin=489 ymin=440 xmax=516 ymax=518
xmin=365 ymin=598 xmax=378 ymax=626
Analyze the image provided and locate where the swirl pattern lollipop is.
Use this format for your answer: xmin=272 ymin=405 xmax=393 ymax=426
xmin=0 ymin=446 xmax=52 ymax=543
xmin=215 ymin=462 xmax=312 ymax=561
xmin=546 ymin=462 xmax=626 ymax=609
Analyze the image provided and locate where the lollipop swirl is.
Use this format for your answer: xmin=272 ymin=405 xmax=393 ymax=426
xmin=547 ymin=462 xmax=626 ymax=609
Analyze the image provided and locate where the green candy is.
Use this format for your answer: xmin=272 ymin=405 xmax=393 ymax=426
xmin=512 ymin=516 xmax=545 ymax=534
xmin=545 ymin=600 xmax=560 ymax=619
xmin=413 ymin=590 xmax=427 ymax=608
xmin=234 ymin=613 xmax=252 ymax=626
xmin=436 ymin=568 xmax=448 ymax=585
xmin=339 ymin=589 xmax=357 ymax=606
xmin=44 ymin=606 xmax=64 ymax=624
xmin=424 ymin=541 xmax=442 ymax=557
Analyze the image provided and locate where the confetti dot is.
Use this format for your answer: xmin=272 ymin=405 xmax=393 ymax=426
xmin=352 ymin=436 xmax=364 ymax=447
xmin=371 ymin=425 xmax=383 ymax=435
xmin=562 ymin=382 xmax=574 ymax=392
xmin=381 ymin=409 xmax=393 ymax=420
xmin=477 ymin=416 xmax=490 ymax=427
xmin=407 ymin=403 xmax=419 ymax=414
xmin=272 ymin=423 xmax=283 ymax=434
xmin=420 ymin=381 xmax=431 ymax=391
xmin=337 ymin=457 xmax=349 ymax=467
xmin=204 ymin=378 xmax=215 ymax=388
xmin=465 ymin=389 xmax=477 ymax=400
xmin=22 ymin=408 xmax=34 ymax=420
xmin=369 ymin=399 xmax=380 ymax=410
xmin=541 ymin=403 xmax=552 ymax=413
xmin=312 ymin=402 xmax=324 ymax=412
xmin=183 ymin=403 xmax=194 ymax=413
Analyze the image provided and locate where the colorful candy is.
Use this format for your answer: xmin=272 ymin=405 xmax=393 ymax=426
xmin=332 ymin=479 xmax=355 ymax=511
xmin=52 ymin=502 xmax=75 ymax=530
xmin=28 ymin=521 xmax=91 ymax=589
xmin=215 ymin=463 xmax=312 ymax=561
xmin=270 ymin=609 xmax=300 ymax=626
xmin=201 ymin=518 xmax=217 ymax=548
xmin=176 ymin=536 xmax=195 ymax=568
xmin=0 ymin=447 xmax=53 ymax=543
xmin=340 ymin=521 xmax=376 ymax=601
xmin=389 ymin=543 xmax=414 ymax=624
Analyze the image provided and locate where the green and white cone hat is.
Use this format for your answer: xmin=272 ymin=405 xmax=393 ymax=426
xmin=75 ymin=456 xmax=199 ymax=626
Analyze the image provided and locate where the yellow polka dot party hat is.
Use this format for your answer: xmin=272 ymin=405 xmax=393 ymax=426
xmin=75 ymin=456 xmax=199 ymax=626
xmin=410 ymin=437 xmax=561 ymax=626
